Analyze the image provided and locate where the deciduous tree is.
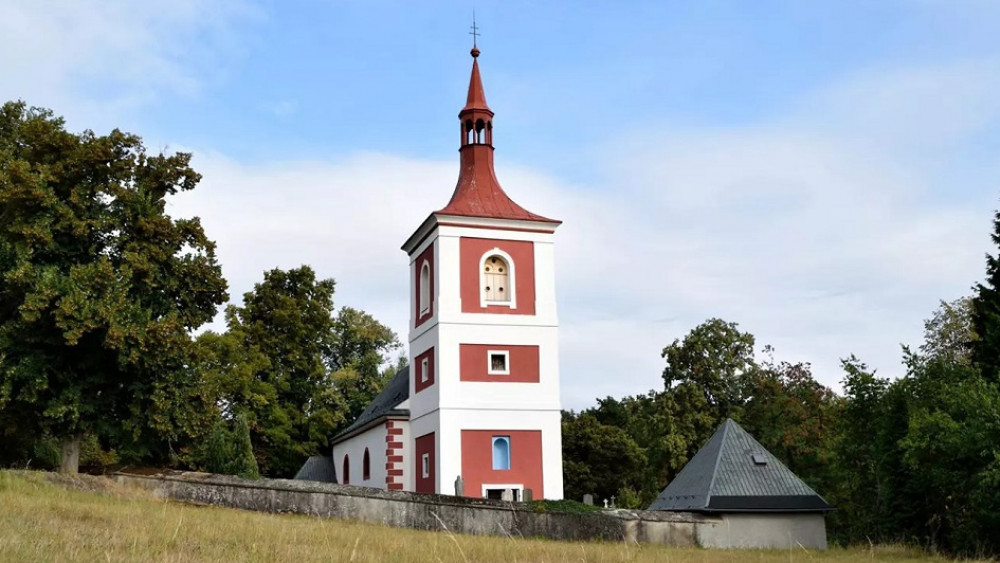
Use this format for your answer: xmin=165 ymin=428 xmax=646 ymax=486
xmin=198 ymin=266 xmax=399 ymax=477
xmin=0 ymin=101 xmax=227 ymax=473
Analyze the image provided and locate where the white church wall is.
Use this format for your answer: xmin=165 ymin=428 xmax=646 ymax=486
xmin=435 ymin=323 xmax=560 ymax=412
xmin=408 ymin=324 xmax=440 ymax=421
xmin=331 ymin=423 xmax=388 ymax=489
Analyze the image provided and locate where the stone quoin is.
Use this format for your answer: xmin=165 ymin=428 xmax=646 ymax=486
xmin=327 ymin=44 xmax=564 ymax=500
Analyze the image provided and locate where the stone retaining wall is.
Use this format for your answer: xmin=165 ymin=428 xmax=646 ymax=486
xmin=112 ymin=471 xmax=714 ymax=546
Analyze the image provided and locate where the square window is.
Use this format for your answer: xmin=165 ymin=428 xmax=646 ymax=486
xmin=420 ymin=357 xmax=430 ymax=383
xmin=421 ymin=453 xmax=430 ymax=478
xmin=487 ymin=350 xmax=509 ymax=375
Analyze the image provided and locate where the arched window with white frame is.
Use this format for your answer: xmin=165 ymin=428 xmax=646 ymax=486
xmin=480 ymin=249 xmax=516 ymax=309
xmin=419 ymin=261 xmax=431 ymax=315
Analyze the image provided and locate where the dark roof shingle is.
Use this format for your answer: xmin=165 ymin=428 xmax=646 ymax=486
xmin=332 ymin=365 xmax=410 ymax=443
xmin=293 ymin=455 xmax=338 ymax=483
xmin=648 ymin=419 xmax=832 ymax=513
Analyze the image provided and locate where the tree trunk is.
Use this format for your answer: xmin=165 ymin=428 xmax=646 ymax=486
xmin=59 ymin=435 xmax=82 ymax=474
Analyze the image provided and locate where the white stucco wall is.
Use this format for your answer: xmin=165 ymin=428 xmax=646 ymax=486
xmin=331 ymin=424 xmax=388 ymax=489
xmin=405 ymin=219 xmax=563 ymax=500
xmin=697 ymin=513 xmax=828 ymax=549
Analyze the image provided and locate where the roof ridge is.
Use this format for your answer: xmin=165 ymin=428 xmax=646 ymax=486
xmin=704 ymin=418 xmax=732 ymax=506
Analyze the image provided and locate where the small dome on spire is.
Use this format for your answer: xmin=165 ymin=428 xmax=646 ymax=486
xmin=471 ymin=46 xmax=480 ymax=58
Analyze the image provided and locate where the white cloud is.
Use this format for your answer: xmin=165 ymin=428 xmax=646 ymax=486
xmin=0 ymin=0 xmax=255 ymax=128
xmin=166 ymin=58 xmax=998 ymax=409
xmin=4 ymin=0 xmax=994 ymax=408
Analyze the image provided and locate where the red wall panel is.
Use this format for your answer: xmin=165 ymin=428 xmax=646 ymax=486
xmin=415 ymin=432 xmax=436 ymax=493
xmin=459 ymin=344 xmax=540 ymax=382
xmin=459 ymin=237 xmax=535 ymax=315
xmin=460 ymin=430 xmax=543 ymax=499
xmin=414 ymin=347 xmax=435 ymax=393
xmin=414 ymin=243 xmax=435 ymax=328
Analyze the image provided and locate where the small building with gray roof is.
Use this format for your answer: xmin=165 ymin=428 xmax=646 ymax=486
xmin=649 ymin=418 xmax=832 ymax=549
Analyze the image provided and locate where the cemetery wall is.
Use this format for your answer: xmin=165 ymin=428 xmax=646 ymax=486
xmin=112 ymin=471 xmax=713 ymax=546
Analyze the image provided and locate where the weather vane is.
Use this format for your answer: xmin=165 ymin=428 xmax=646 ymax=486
xmin=470 ymin=10 xmax=480 ymax=47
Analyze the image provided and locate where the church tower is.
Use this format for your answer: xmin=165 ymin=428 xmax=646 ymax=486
xmin=401 ymin=45 xmax=564 ymax=500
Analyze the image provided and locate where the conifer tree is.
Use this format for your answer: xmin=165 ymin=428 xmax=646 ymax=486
xmin=972 ymin=209 xmax=1000 ymax=381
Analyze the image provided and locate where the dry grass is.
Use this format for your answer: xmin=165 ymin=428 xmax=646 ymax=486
xmin=0 ymin=470 xmax=971 ymax=563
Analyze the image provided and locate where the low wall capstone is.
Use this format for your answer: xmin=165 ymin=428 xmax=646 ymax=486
xmin=112 ymin=471 xmax=716 ymax=547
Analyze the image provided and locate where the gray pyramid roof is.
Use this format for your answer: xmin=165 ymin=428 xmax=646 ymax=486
xmin=649 ymin=419 xmax=832 ymax=513
xmin=293 ymin=455 xmax=338 ymax=483
xmin=332 ymin=365 xmax=410 ymax=443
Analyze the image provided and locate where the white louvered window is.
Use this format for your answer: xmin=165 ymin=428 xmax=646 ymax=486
xmin=482 ymin=255 xmax=510 ymax=302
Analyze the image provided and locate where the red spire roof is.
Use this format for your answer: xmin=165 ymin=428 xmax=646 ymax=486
xmin=435 ymin=47 xmax=559 ymax=224
xmin=462 ymin=47 xmax=490 ymax=113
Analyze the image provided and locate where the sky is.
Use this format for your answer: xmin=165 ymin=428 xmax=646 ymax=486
xmin=2 ymin=0 xmax=998 ymax=409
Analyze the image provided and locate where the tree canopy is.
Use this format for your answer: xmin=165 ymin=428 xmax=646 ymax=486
xmin=0 ymin=101 xmax=228 ymax=472
xmin=195 ymin=265 xmax=400 ymax=477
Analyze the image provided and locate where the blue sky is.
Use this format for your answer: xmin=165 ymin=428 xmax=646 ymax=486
xmin=2 ymin=1 xmax=999 ymax=408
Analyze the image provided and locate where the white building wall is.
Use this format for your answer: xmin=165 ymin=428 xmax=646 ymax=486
xmin=405 ymin=218 xmax=563 ymax=499
xmin=435 ymin=324 xmax=560 ymax=411
xmin=331 ymin=424 xmax=387 ymax=488
xmin=697 ymin=513 xmax=828 ymax=549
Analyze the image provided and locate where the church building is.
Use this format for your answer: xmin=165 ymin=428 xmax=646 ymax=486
xmin=328 ymin=45 xmax=564 ymax=500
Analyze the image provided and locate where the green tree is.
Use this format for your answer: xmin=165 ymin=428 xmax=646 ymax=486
xmin=199 ymin=266 xmax=399 ymax=477
xmin=561 ymin=411 xmax=645 ymax=505
xmin=828 ymin=356 xmax=910 ymax=544
xmin=328 ymin=306 xmax=402 ymax=425
xmin=197 ymin=414 xmax=260 ymax=480
xmin=661 ymin=318 xmax=757 ymax=421
xmin=921 ymin=297 xmax=975 ymax=366
xmin=0 ymin=101 xmax=227 ymax=473
xmin=972 ymin=209 xmax=1000 ymax=381
xmin=740 ymin=348 xmax=840 ymax=494
xmin=896 ymin=355 xmax=1000 ymax=554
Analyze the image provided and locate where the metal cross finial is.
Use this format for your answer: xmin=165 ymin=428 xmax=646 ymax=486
xmin=470 ymin=11 xmax=480 ymax=47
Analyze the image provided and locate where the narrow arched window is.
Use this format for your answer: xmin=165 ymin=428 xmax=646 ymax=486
xmin=419 ymin=261 xmax=430 ymax=315
xmin=342 ymin=455 xmax=350 ymax=484
xmin=475 ymin=118 xmax=485 ymax=143
xmin=362 ymin=448 xmax=371 ymax=481
xmin=492 ymin=436 xmax=511 ymax=470
xmin=482 ymin=255 xmax=510 ymax=302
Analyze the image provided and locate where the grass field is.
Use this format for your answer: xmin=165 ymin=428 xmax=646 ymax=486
xmin=0 ymin=470 xmax=972 ymax=563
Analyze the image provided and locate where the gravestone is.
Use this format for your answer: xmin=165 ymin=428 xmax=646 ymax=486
xmin=501 ymin=489 xmax=513 ymax=501
xmin=522 ymin=488 xmax=533 ymax=502
xmin=454 ymin=475 xmax=464 ymax=497
xmin=583 ymin=494 xmax=594 ymax=506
